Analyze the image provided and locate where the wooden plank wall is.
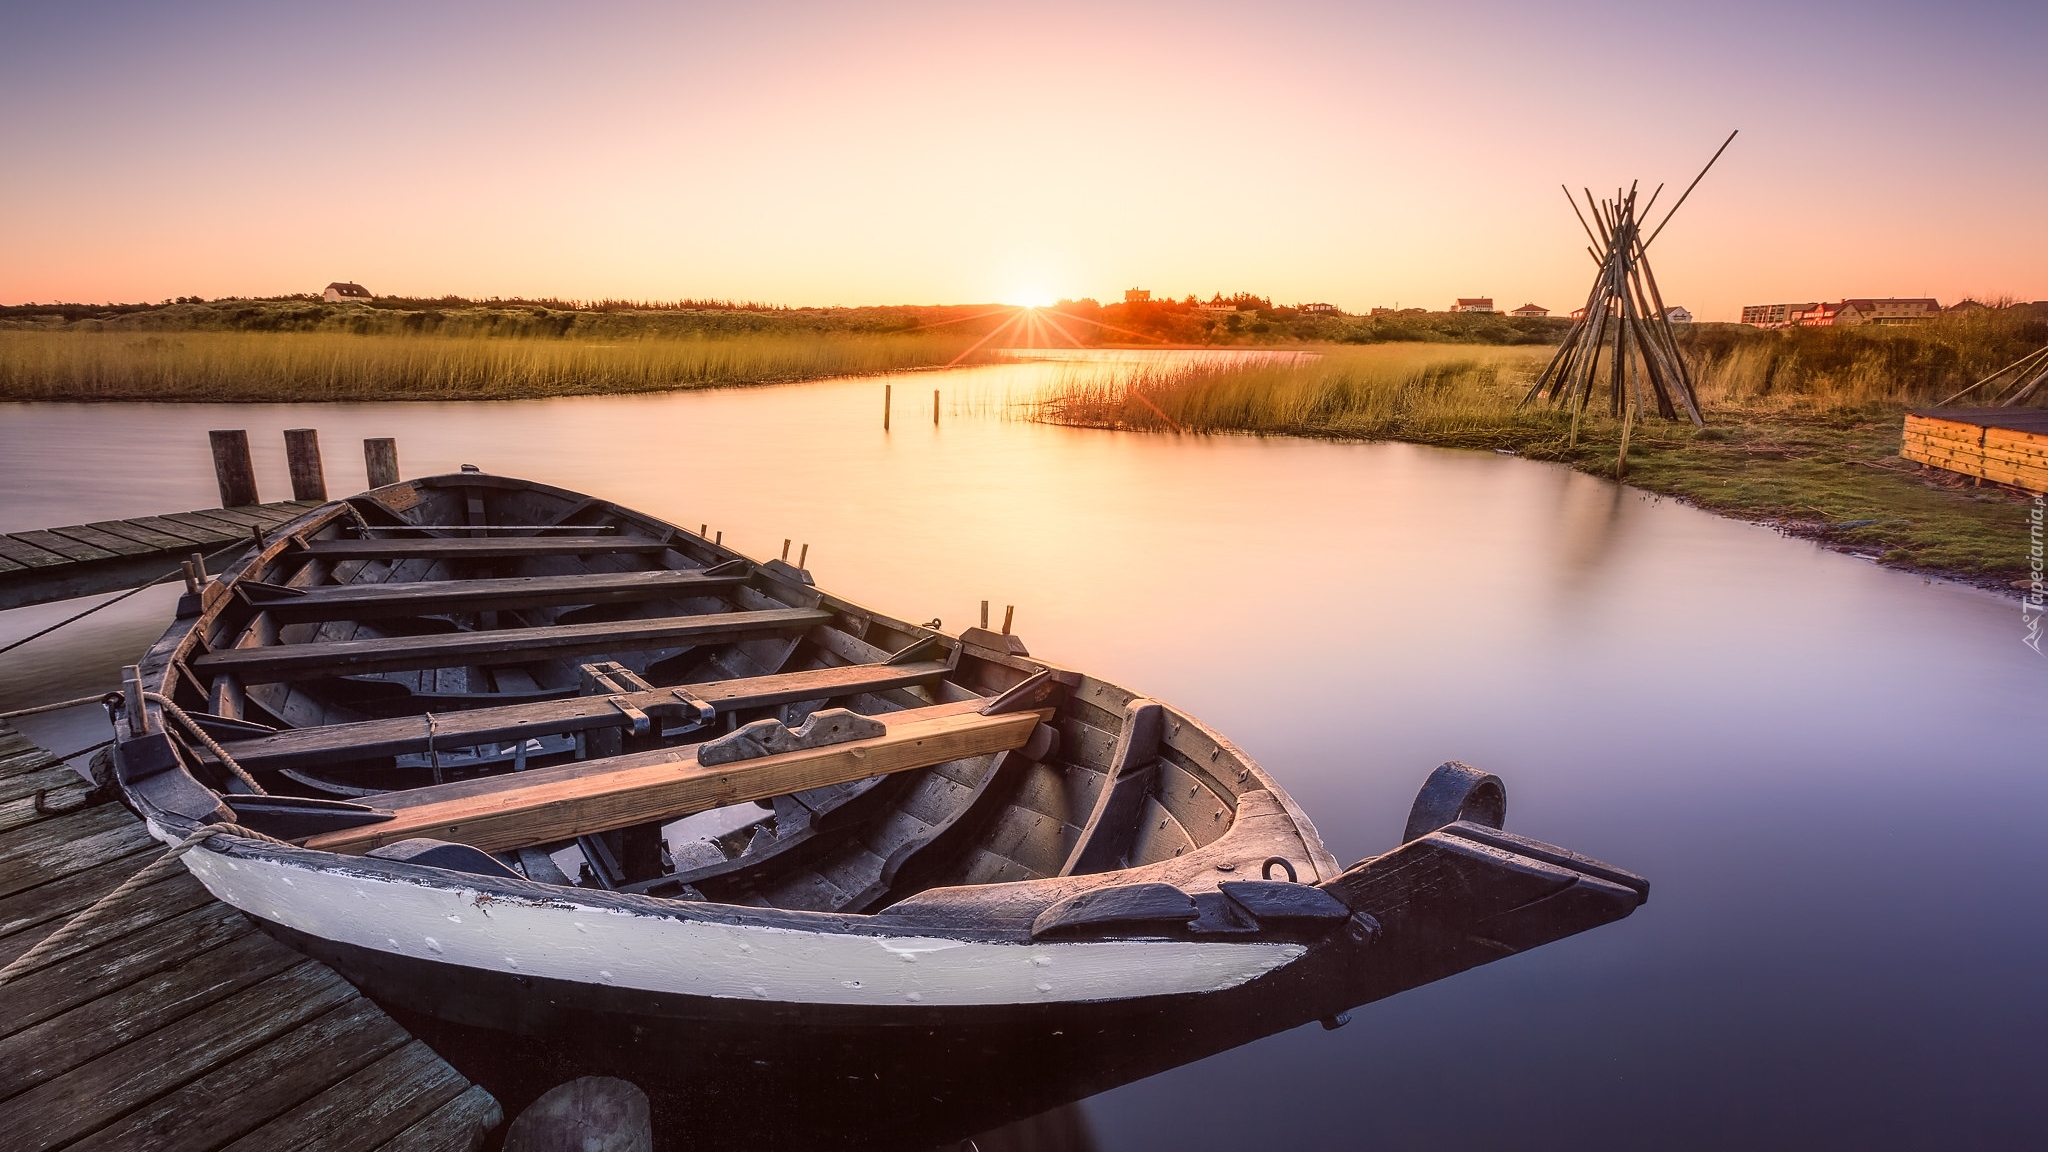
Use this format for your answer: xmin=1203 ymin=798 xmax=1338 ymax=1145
xmin=1902 ymin=413 xmax=2048 ymax=494
xmin=0 ymin=721 xmax=502 ymax=1152
xmin=0 ymin=501 xmax=326 ymax=612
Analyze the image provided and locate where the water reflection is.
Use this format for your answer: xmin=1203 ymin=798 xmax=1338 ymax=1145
xmin=2 ymin=353 xmax=2042 ymax=1149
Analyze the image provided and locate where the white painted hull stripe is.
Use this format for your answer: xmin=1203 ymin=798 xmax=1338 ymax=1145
xmin=184 ymin=851 xmax=1306 ymax=1008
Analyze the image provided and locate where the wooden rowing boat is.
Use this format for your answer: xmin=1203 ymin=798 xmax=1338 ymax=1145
xmin=112 ymin=470 xmax=1646 ymax=1141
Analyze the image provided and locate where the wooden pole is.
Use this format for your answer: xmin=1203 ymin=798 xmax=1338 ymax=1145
xmin=121 ymin=665 xmax=149 ymax=737
xmin=933 ymin=389 xmax=940 ymax=425
xmin=782 ymin=539 xmax=791 ymax=561
xmin=208 ymin=430 xmax=259 ymax=508
xmin=363 ymin=437 xmax=400 ymax=488
xmin=797 ymin=543 xmax=808 ymax=569
xmin=284 ymin=428 xmax=327 ymax=501
xmin=1002 ymin=605 xmax=1014 ymax=635
xmin=189 ymin=551 xmax=208 ymax=586
xmin=980 ymin=601 xmax=989 ymax=629
xmin=884 ymin=384 xmax=892 ymax=430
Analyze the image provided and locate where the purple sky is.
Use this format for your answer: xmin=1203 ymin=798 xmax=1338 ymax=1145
xmin=3 ymin=0 xmax=2042 ymax=319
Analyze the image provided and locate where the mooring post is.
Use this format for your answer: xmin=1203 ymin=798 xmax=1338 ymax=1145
xmin=1002 ymin=605 xmax=1015 ymax=635
xmin=884 ymin=384 xmax=892 ymax=430
xmin=797 ymin=542 xmax=808 ymax=569
xmin=363 ymin=437 xmax=400 ymax=488
xmin=934 ymin=388 xmax=940 ymax=425
xmin=284 ymin=428 xmax=327 ymax=501
xmin=208 ymin=429 xmax=259 ymax=507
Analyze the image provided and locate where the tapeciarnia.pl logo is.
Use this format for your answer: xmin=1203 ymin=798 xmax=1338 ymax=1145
xmin=2025 ymin=495 xmax=2045 ymax=656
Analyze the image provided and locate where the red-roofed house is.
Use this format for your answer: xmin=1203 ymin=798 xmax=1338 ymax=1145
xmin=1509 ymin=303 xmax=1548 ymax=318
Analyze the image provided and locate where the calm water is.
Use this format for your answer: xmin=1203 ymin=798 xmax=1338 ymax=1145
xmin=2 ymin=356 xmax=2042 ymax=1149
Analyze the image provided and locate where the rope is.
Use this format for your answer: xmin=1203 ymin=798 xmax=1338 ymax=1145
xmin=425 ymin=711 xmax=441 ymax=784
xmin=0 ymin=537 xmax=251 ymax=661
xmin=0 ymin=692 xmax=119 ymax=721
xmin=0 ymin=820 xmax=289 ymax=987
xmin=142 ymin=691 xmax=266 ymax=795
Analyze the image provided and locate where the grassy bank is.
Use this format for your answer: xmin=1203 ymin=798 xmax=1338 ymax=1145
xmin=0 ymin=329 xmax=973 ymax=402
xmin=1032 ymin=333 xmax=2042 ymax=584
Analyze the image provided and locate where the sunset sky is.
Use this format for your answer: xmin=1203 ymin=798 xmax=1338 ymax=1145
xmin=3 ymin=0 xmax=2042 ymax=321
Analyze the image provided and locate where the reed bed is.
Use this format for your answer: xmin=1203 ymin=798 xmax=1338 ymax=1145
xmin=0 ymin=330 xmax=972 ymax=402
xmin=1031 ymin=344 xmax=1563 ymax=445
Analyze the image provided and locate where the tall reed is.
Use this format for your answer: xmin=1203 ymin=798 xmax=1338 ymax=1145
xmin=1031 ymin=344 xmax=1563 ymax=445
xmin=0 ymin=330 xmax=971 ymax=402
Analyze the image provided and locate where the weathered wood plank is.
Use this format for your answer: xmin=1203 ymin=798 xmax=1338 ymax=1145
xmin=42 ymin=523 xmax=155 ymax=557
xmin=0 ymin=535 xmax=74 ymax=569
xmin=0 ymin=764 xmax=87 ymax=804
xmin=249 ymin=567 xmax=749 ymax=622
xmin=82 ymin=518 xmax=201 ymax=551
xmin=0 ymin=844 xmax=160 ymax=942
xmin=0 ymin=868 xmax=215 ymax=973
xmin=0 ymin=804 xmax=157 ymax=899
xmin=374 ymin=1084 xmax=504 ymax=1152
xmin=0 ymin=900 xmax=248 ymax=1034
xmin=192 ymin=607 xmax=835 ymax=681
xmin=304 ymin=536 xmax=671 ymax=559
xmin=222 ymin=659 xmax=954 ymax=771
xmin=0 ymin=783 xmax=93 ymax=836
xmin=220 ymin=1040 xmax=468 ymax=1152
xmin=0 ymin=928 xmax=304 ymax=1100
xmin=7 ymin=529 xmax=120 ymax=564
xmin=46 ymin=985 xmax=388 ymax=1152
xmin=121 ymin=514 xmax=235 ymax=546
xmin=305 ymin=701 xmax=1047 ymax=854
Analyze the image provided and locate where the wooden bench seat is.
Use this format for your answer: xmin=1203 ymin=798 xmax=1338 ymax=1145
xmin=192 ymin=608 xmax=833 ymax=682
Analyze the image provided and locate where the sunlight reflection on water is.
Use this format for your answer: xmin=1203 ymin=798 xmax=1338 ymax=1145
xmin=1 ymin=353 xmax=2041 ymax=1149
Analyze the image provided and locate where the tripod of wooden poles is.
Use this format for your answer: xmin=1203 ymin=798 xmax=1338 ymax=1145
xmin=1524 ymin=131 xmax=1736 ymax=477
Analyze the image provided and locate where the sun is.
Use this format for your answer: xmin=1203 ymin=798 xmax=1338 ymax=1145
xmin=1006 ymin=287 xmax=1056 ymax=309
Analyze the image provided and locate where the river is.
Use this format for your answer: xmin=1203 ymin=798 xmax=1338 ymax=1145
xmin=1 ymin=353 xmax=2041 ymax=1149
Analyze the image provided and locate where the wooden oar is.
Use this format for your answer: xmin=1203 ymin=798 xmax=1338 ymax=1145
xmin=301 ymin=700 xmax=1048 ymax=856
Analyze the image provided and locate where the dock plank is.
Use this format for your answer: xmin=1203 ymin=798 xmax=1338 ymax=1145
xmin=43 ymin=524 xmax=155 ymax=557
xmin=0 ymin=719 xmax=500 ymax=1152
xmin=220 ymin=1040 xmax=469 ymax=1152
xmin=82 ymin=518 xmax=201 ymax=551
xmin=16 ymin=975 xmax=375 ymax=1152
xmin=0 ymin=929 xmax=304 ymax=1100
xmin=374 ymin=1085 xmax=504 ymax=1152
xmin=8 ymin=529 xmax=121 ymax=564
xmin=0 ymin=804 xmax=157 ymax=899
xmin=0 ymin=535 xmax=74 ymax=569
xmin=122 ymin=515 xmax=234 ymax=546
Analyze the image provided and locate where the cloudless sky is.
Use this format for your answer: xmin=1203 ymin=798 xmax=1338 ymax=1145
xmin=2 ymin=0 xmax=2043 ymax=320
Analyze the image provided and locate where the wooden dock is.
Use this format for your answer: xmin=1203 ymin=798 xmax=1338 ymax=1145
xmin=0 ymin=500 xmax=323 ymax=612
xmin=0 ymin=720 xmax=503 ymax=1151
xmin=1902 ymin=408 xmax=2048 ymax=494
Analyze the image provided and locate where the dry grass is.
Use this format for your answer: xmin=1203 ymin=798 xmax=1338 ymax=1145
xmin=0 ymin=329 xmax=973 ymax=402
xmin=1031 ymin=344 xmax=1564 ymax=444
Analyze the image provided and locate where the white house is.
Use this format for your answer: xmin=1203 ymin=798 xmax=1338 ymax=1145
xmin=324 ymin=282 xmax=373 ymax=303
xmin=1664 ymin=306 xmax=1693 ymax=324
xmin=1451 ymin=297 xmax=1495 ymax=313
xmin=1509 ymin=303 xmax=1549 ymax=318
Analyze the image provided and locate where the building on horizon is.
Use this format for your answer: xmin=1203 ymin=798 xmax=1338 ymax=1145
xmin=1451 ymin=297 xmax=1495 ymax=313
xmin=1742 ymin=297 xmax=1938 ymax=328
xmin=1509 ymin=303 xmax=1548 ymax=318
xmin=1664 ymin=305 xmax=1693 ymax=323
xmin=1124 ymin=288 xmax=1151 ymax=304
xmin=1299 ymin=302 xmax=1337 ymax=314
xmin=323 ymin=281 xmax=372 ymax=303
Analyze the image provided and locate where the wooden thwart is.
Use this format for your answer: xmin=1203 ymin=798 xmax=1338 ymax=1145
xmin=220 ymin=659 xmax=957 ymax=771
xmin=304 ymin=700 xmax=1049 ymax=855
xmin=192 ymin=607 xmax=835 ymax=681
xmin=241 ymin=568 xmax=752 ymax=621
xmin=301 ymin=536 xmax=670 ymax=559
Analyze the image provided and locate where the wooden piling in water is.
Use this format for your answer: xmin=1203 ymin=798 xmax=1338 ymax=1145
xmin=884 ymin=385 xmax=892 ymax=431
xmin=285 ymin=428 xmax=328 ymax=501
xmin=934 ymin=389 xmax=940 ymax=425
xmin=364 ymin=437 xmax=400 ymax=488
xmin=209 ymin=429 xmax=259 ymax=508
